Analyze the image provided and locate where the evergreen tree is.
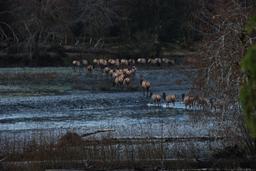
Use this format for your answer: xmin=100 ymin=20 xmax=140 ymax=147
xmin=241 ymin=15 xmax=256 ymax=139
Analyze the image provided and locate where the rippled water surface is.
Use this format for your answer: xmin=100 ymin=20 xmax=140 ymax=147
xmin=0 ymin=68 xmax=225 ymax=139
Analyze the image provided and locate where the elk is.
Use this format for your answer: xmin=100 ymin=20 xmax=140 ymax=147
xmin=140 ymin=78 xmax=151 ymax=96
xmin=164 ymin=94 xmax=176 ymax=106
xmin=150 ymin=93 xmax=161 ymax=106
xmin=72 ymin=60 xmax=81 ymax=72
xmin=121 ymin=59 xmax=129 ymax=66
xmin=87 ymin=65 xmax=93 ymax=72
xmin=128 ymin=59 xmax=135 ymax=65
xmin=123 ymin=77 xmax=131 ymax=87
xmin=137 ymin=58 xmax=146 ymax=64
xmin=103 ymin=67 xmax=111 ymax=74
xmin=183 ymin=96 xmax=194 ymax=109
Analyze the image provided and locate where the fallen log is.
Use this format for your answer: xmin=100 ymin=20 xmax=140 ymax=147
xmin=77 ymin=136 xmax=231 ymax=146
xmin=81 ymin=129 xmax=115 ymax=137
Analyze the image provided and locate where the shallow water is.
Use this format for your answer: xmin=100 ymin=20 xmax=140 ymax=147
xmin=0 ymin=68 xmax=226 ymax=139
xmin=0 ymin=68 xmax=238 ymax=159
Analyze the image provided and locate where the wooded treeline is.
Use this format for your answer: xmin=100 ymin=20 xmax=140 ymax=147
xmin=0 ymin=0 xmax=255 ymax=66
xmin=0 ymin=0 xmax=201 ymax=66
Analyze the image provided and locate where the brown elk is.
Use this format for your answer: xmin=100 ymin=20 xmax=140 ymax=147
xmin=165 ymin=94 xmax=176 ymax=106
xmin=183 ymin=96 xmax=194 ymax=109
xmin=140 ymin=78 xmax=151 ymax=96
xmin=123 ymin=77 xmax=131 ymax=87
xmin=150 ymin=93 xmax=161 ymax=106
xmin=87 ymin=65 xmax=93 ymax=72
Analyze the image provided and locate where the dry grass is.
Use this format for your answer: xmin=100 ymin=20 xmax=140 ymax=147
xmin=0 ymin=129 xmax=252 ymax=171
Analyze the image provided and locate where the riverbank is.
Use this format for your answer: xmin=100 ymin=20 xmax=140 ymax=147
xmin=0 ymin=131 xmax=253 ymax=170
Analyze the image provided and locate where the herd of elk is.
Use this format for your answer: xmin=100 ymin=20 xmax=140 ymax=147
xmin=72 ymin=58 xmax=175 ymax=70
xmin=148 ymin=92 xmax=224 ymax=111
xmin=150 ymin=92 xmax=177 ymax=107
xmin=72 ymin=59 xmax=93 ymax=73
xmin=182 ymin=94 xmax=226 ymax=111
xmin=136 ymin=58 xmax=175 ymax=66
xmin=72 ymin=57 xmax=175 ymax=89
xmin=73 ymin=58 xmax=138 ymax=89
xmin=111 ymin=67 xmax=137 ymax=88
xmin=73 ymin=57 xmax=175 ymax=73
xmin=72 ymin=58 xmax=224 ymax=111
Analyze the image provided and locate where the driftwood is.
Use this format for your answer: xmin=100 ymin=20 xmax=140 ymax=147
xmin=81 ymin=129 xmax=115 ymax=137
xmin=76 ymin=136 xmax=231 ymax=146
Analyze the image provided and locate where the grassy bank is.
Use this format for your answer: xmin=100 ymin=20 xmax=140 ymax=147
xmin=0 ymin=130 xmax=253 ymax=171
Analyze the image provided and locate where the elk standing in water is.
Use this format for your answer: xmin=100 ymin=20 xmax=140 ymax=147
xmin=164 ymin=94 xmax=176 ymax=106
xmin=195 ymin=96 xmax=209 ymax=110
xmin=140 ymin=77 xmax=151 ymax=97
xmin=103 ymin=67 xmax=111 ymax=74
xmin=123 ymin=77 xmax=131 ymax=87
xmin=82 ymin=60 xmax=89 ymax=72
xmin=72 ymin=60 xmax=81 ymax=73
xmin=82 ymin=59 xmax=88 ymax=66
xmin=150 ymin=92 xmax=161 ymax=106
xmin=183 ymin=96 xmax=194 ymax=109
xmin=113 ymin=74 xmax=125 ymax=87
xmin=86 ymin=65 xmax=93 ymax=73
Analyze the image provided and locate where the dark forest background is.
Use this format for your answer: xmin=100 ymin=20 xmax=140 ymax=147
xmin=0 ymin=0 xmax=255 ymax=66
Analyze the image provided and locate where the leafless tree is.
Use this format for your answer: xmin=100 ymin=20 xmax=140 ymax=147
xmin=73 ymin=0 xmax=119 ymax=47
xmin=191 ymin=0 xmax=256 ymax=151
